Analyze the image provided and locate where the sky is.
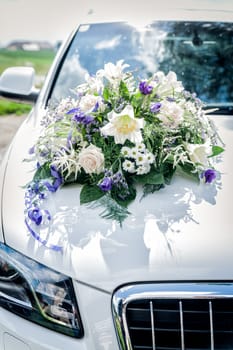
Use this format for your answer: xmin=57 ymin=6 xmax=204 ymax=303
xmin=0 ymin=0 xmax=233 ymax=46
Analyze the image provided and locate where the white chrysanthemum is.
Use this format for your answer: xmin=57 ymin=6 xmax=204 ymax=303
xmin=121 ymin=146 xmax=131 ymax=157
xmin=185 ymin=142 xmax=212 ymax=167
xmin=101 ymin=105 xmax=144 ymax=144
xmin=136 ymin=143 xmax=146 ymax=152
xmin=135 ymin=153 xmax=148 ymax=166
xmin=145 ymin=151 xmax=155 ymax=164
xmin=122 ymin=160 xmax=136 ymax=173
xmin=157 ymin=101 xmax=184 ymax=128
xmin=136 ymin=164 xmax=151 ymax=175
xmin=129 ymin=147 xmax=139 ymax=159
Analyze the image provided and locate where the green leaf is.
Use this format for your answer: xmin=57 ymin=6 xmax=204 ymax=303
xmin=142 ymin=183 xmax=164 ymax=199
xmin=210 ymin=145 xmax=224 ymax=157
xmin=178 ymin=163 xmax=199 ymax=182
xmin=136 ymin=168 xmax=165 ymax=185
xmin=119 ymin=81 xmax=130 ymax=100
xmin=80 ymin=184 xmax=105 ymax=204
xmin=161 ymin=161 xmax=176 ymax=185
xmin=33 ymin=163 xmax=51 ymax=182
xmin=103 ymin=86 xmax=110 ymax=101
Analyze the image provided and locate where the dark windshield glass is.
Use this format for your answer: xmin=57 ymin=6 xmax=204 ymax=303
xmin=51 ymin=21 xmax=233 ymax=112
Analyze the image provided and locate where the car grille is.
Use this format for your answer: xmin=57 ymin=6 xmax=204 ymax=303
xmin=112 ymin=283 xmax=233 ymax=350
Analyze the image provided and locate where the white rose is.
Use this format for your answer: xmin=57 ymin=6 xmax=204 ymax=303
xmin=158 ymin=101 xmax=184 ymax=128
xmin=78 ymin=144 xmax=104 ymax=174
xmin=79 ymin=94 xmax=102 ymax=113
xmin=185 ymin=142 xmax=212 ymax=166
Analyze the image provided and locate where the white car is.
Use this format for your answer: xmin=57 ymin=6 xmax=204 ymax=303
xmin=0 ymin=5 xmax=233 ymax=350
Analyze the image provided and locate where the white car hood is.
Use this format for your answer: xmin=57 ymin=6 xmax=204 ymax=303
xmin=1 ymin=114 xmax=233 ymax=293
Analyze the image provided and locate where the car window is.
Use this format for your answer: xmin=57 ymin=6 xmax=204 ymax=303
xmin=50 ymin=21 xmax=233 ymax=113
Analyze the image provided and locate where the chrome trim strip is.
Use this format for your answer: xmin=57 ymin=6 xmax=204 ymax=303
xmin=112 ymin=282 xmax=233 ymax=350
xmin=179 ymin=301 xmax=185 ymax=350
xmin=209 ymin=301 xmax=214 ymax=350
xmin=150 ymin=301 xmax=156 ymax=350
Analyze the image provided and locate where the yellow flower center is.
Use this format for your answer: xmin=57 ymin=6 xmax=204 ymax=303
xmin=114 ymin=114 xmax=137 ymax=134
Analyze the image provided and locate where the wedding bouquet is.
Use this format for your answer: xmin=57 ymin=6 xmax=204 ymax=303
xmin=25 ymin=60 xmax=224 ymax=233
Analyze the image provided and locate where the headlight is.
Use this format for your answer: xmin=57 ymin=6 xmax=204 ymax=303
xmin=0 ymin=242 xmax=83 ymax=338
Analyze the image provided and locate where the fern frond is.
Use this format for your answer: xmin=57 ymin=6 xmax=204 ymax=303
xmin=88 ymin=194 xmax=130 ymax=225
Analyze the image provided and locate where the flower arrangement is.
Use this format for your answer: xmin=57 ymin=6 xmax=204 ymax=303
xmin=25 ymin=60 xmax=224 ymax=248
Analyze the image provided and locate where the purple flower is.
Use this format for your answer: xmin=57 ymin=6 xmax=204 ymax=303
xmin=202 ymin=169 xmax=217 ymax=183
xmin=44 ymin=166 xmax=63 ymax=192
xmin=66 ymin=130 xmax=73 ymax=148
xmin=99 ymin=177 xmax=113 ymax=192
xmin=28 ymin=145 xmax=35 ymax=155
xmin=92 ymin=102 xmax=99 ymax=112
xmin=71 ymin=108 xmax=94 ymax=125
xmin=28 ymin=208 xmax=43 ymax=226
xmin=67 ymin=108 xmax=80 ymax=115
xmin=83 ymin=114 xmax=94 ymax=125
xmin=139 ymin=81 xmax=153 ymax=95
xmin=112 ymin=172 xmax=123 ymax=185
xmin=166 ymin=97 xmax=176 ymax=102
xmin=72 ymin=109 xmax=86 ymax=123
xmin=150 ymin=102 xmax=161 ymax=113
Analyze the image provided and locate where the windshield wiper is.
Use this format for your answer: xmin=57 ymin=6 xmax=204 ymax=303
xmin=204 ymin=103 xmax=233 ymax=115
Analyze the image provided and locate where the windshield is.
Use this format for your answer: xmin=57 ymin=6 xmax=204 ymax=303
xmin=50 ymin=21 xmax=233 ymax=113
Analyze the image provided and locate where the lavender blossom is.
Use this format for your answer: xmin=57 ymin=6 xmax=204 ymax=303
xmin=139 ymin=81 xmax=153 ymax=95
xmin=150 ymin=102 xmax=161 ymax=113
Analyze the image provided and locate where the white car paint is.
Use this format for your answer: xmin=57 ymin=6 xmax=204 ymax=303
xmin=1 ymin=112 xmax=233 ymax=292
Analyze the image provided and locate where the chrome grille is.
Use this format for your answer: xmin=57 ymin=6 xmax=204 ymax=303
xmin=112 ymin=283 xmax=233 ymax=350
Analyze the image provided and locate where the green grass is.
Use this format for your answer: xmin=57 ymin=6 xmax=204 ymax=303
xmin=0 ymin=99 xmax=32 ymax=116
xmin=0 ymin=49 xmax=55 ymax=76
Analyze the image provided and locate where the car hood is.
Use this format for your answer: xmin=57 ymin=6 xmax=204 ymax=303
xmin=1 ymin=114 xmax=233 ymax=293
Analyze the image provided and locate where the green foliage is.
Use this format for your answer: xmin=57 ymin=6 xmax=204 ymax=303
xmin=33 ymin=163 xmax=51 ymax=182
xmin=80 ymin=184 xmax=105 ymax=204
xmin=0 ymin=99 xmax=31 ymax=116
xmin=0 ymin=49 xmax=55 ymax=76
xmin=210 ymin=145 xmax=225 ymax=157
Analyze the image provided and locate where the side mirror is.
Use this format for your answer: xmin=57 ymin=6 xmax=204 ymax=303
xmin=0 ymin=67 xmax=39 ymax=103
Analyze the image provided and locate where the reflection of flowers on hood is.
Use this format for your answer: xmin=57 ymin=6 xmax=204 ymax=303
xmin=25 ymin=60 xmax=224 ymax=250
